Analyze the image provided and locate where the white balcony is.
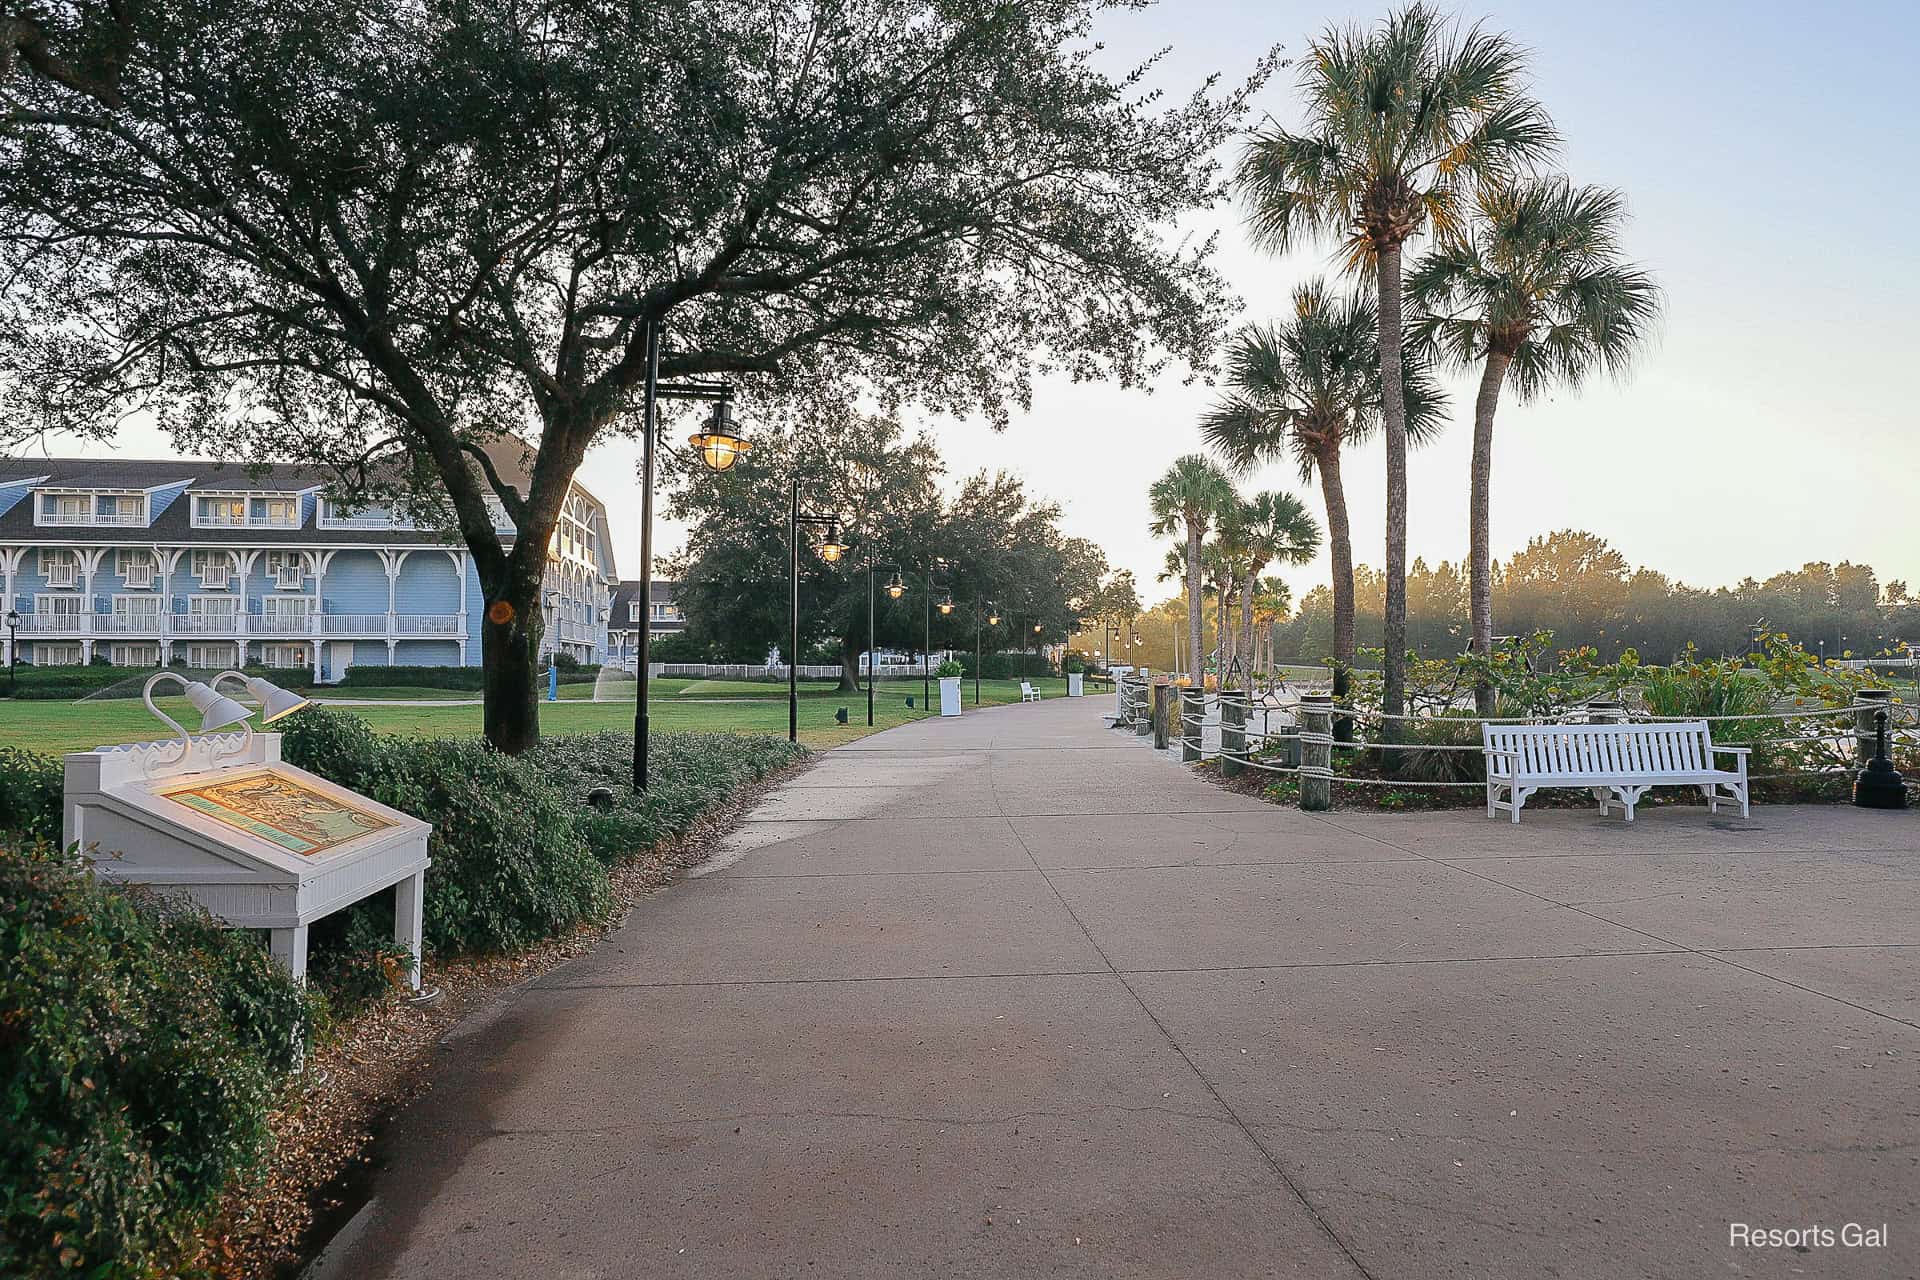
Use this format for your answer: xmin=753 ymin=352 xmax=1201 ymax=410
xmin=320 ymin=613 xmax=392 ymax=636
xmin=170 ymin=614 xmax=244 ymax=636
xmin=95 ymin=615 xmax=165 ymax=635
xmin=15 ymin=612 xmax=87 ymax=633
xmin=392 ymin=614 xmax=463 ymax=637
xmin=252 ymin=614 xmax=316 ymax=636
xmin=191 ymin=513 xmax=302 ymax=530
xmin=36 ymin=511 xmax=148 ymax=528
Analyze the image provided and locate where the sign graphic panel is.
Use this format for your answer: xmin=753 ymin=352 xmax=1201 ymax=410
xmin=161 ymin=771 xmax=393 ymax=855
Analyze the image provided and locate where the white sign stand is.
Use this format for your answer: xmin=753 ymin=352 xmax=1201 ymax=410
xmin=63 ymin=732 xmax=432 ymax=990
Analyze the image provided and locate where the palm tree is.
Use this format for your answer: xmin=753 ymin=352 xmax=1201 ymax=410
xmin=1149 ymin=454 xmax=1234 ymax=688
xmin=1202 ymin=280 xmax=1445 ymax=712
xmin=1250 ymin=579 xmax=1294 ymax=674
xmin=1408 ymin=177 xmax=1662 ymax=714
xmin=1234 ymin=491 xmax=1321 ymax=687
xmin=1237 ymin=3 xmax=1557 ymax=737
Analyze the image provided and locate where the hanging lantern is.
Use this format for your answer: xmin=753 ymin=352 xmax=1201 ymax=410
xmin=688 ymin=400 xmax=751 ymax=472
xmin=885 ymin=570 xmax=906 ymax=600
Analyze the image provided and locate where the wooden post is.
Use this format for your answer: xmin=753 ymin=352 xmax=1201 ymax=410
xmin=1586 ymin=699 xmax=1625 ymax=725
xmin=1151 ymin=681 xmax=1170 ymax=749
xmin=1856 ymin=689 xmax=1893 ymax=765
xmin=1301 ymin=692 xmax=1333 ymax=812
xmin=1220 ymin=689 xmax=1248 ymax=777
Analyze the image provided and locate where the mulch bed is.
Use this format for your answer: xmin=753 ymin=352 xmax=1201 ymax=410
xmin=201 ymin=755 xmax=816 ymax=1279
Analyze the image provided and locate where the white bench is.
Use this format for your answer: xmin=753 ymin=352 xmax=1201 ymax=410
xmin=1018 ymin=681 xmax=1041 ymax=703
xmin=1482 ymin=720 xmax=1750 ymax=823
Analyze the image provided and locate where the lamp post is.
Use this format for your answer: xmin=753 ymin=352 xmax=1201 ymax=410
xmin=867 ymin=558 xmax=876 ymax=728
xmin=789 ymin=479 xmax=846 ymax=743
xmin=917 ymin=558 xmax=949 ymax=716
xmin=977 ymin=601 xmax=998 ymax=705
xmin=628 ymin=315 xmax=744 ymax=792
xmin=5 ymin=608 xmax=16 ymax=695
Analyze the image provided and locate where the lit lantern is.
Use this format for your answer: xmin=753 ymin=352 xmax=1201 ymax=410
xmin=688 ymin=400 xmax=751 ymax=472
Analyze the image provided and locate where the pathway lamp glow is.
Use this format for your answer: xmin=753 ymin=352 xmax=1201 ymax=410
xmin=688 ymin=400 xmax=752 ymax=473
xmin=814 ymin=523 xmax=850 ymax=564
xmin=886 ymin=570 xmax=907 ymax=600
xmin=938 ymin=593 xmax=954 ymax=616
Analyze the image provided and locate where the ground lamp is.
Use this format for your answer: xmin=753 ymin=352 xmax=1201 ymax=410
xmin=629 ymin=313 xmax=740 ymax=791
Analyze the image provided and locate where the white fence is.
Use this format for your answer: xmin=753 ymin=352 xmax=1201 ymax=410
xmin=624 ymin=662 xmax=845 ymax=680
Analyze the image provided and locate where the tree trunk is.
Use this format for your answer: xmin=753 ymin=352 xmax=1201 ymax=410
xmin=1185 ymin=522 xmax=1204 ymax=689
xmin=838 ymin=636 xmax=861 ymax=693
xmin=1375 ymin=240 xmax=1409 ymax=746
xmin=1469 ymin=351 xmax=1511 ymax=718
xmin=1239 ymin=569 xmax=1256 ymax=686
xmin=1317 ymin=440 xmax=1357 ymax=743
xmin=1216 ymin=578 xmax=1229 ymax=684
xmin=479 ymin=550 xmax=546 ymax=753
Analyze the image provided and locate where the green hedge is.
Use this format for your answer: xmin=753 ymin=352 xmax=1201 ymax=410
xmin=0 ymin=748 xmax=63 ymax=842
xmin=1 ymin=842 xmax=311 ymax=1278
xmin=337 ymin=663 xmax=600 ymax=691
xmin=279 ymin=710 xmax=808 ymax=955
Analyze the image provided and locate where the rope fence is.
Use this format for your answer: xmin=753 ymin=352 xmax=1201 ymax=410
xmin=1116 ymin=686 xmax=1914 ymax=808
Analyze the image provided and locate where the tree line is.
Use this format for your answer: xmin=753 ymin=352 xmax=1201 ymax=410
xmin=1267 ymin=530 xmax=1920 ymax=667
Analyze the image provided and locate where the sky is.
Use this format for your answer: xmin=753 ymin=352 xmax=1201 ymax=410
xmin=29 ymin=1 xmax=1920 ymax=607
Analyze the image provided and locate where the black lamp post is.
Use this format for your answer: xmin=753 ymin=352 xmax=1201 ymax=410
xmin=976 ymin=601 xmax=998 ymax=705
xmin=789 ymin=481 xmax=846 ymax=743
xmin=5 ymin=608 xmax=17 ymax=695
xmin=921 ymin=558 xmax=950 ymax=715
xmin=630 ymin=318 xmax=745 ymax=792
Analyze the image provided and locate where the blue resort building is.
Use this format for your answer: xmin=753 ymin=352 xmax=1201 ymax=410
xmin=0 ymin=452 xmax=617 ymax=679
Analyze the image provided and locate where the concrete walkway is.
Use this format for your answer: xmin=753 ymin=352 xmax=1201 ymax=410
xmin=312 ymin=697 xmax=1920 ymax=1279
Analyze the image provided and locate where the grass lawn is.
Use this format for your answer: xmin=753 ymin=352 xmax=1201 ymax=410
xmin=0 ymin=677 xmax=1079 ymax=756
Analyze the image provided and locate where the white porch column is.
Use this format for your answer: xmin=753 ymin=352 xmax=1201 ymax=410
xmin=311 ymin=550 xmax=335 ymax=680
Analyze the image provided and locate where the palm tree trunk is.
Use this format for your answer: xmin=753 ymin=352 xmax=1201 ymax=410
xmin=1317 ymin=440 xmax=1357 ymax=742
xmin=1376 ymin=240 xmax=1409 ymax=748
xmin=1239 ymin=569 xmax=1256 ymax=685
xmin=1469 ymin=351 xmax=1511 ymax=718
xmin=1215 ymin=576 xmax=1229 ymax=684
xmin=1185 ymin=522 xmax=1204 ymax=691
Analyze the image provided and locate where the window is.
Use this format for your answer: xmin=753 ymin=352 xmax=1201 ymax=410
xmin=191 ymin=550 xmax=233 ymax=588
xmin=260 ymin=596 xmax=313 ymax=632
xmin=35 ymin=594 xmax=83 ymax=623
xmin=38 ymin=550 xmax=78 ymax=587
xmin=261 ymin=497 xmax=297 ymax=526
xmin=113 ymin=596 xmax=161 ymax=628
xmin=100 ymin=495 xmax=140 ymax=524
xmin=34 ymin=643 xmax=83 ymax=666
xmin=195 ymin=495 xmax=246 ymax=526
xmin=184 ymin=642 xmax=238 ymax=668
xmin=628 ymin=602 xmax=640 ymax=623
xmin=260 ymin=643 xmax=311 ymax=669
xmin=41 ymin=494 xmax=87 ymax=522
xmin=264 ymin=551 xmax=307 ymax=588
xmin=188 ymin=595 xmax=239 ymax=621
xmin=110 ymin=643 xmax=160 ymax=666
xmin=116 ymin=549 xmax=157 ymax=588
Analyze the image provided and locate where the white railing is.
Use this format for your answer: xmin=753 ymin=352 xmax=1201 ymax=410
xmin=96 ymin=615 xmax=164 ymax=635
xmin=252 ymin=614 xmax=315 ymax=635
xmin=392 ymin=614 xmax=463 ymax=636
xmin=192 ymin=513 xmax=302 ymax=529
xmin=638 ymin=662 xmax=845 ymax=679
xmin=37 ymin=511 xmax=147 ymax=527
xmin=16 ymin=612 xmax=86 ymax=633
xmin=170 ymin=614 xmax=244 ymax=635
xmin=320 ymin=613 xmax=392 ymax=636
xmin=316 ymin=511 xmax=419 ymax=530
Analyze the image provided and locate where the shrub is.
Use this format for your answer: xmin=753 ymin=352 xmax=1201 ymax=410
xmin=0 ymin=747 xmax=63 ymax=842
xmin=281 ymin=709 xmax=613 ymax=954
xmin=524 ymin=731 xmax=807 ymax=865
xmin=935 ymin=658 xmax=964 ymax=678
xmin=1382 ymin=710 xmax=1486 ymax=785
xmin=336 ymin=663 xmax=599 ymax=692
xmin=1 ymin=841 xmax=311 ymax=1278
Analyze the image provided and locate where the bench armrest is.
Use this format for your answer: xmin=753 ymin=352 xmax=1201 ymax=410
xmin=1483 ymin=746 xmax=1521 ymax=760
xmin=1709 ymin=744 xmax=1751 ymax=756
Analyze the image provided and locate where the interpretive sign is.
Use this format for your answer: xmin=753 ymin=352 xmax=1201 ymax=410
xmin=161 ymin=771 xmax=393 ymax=855
xmin=64 ymin=733 xmax=432 ymax=989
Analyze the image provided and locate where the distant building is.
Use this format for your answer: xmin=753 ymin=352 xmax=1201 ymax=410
xmin=606 ymin=579 xmax=685 ymax=669
xmin=0 ymin=448 xmax=616 ymax=679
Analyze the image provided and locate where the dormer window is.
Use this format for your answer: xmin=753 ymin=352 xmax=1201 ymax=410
xmin=34 ymin=489 xmax=148 ymax=526
xmin=196 ymin=495 xmax=246 ymax=526
xmin=191 ymin=492 xmax=301 ymax=528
